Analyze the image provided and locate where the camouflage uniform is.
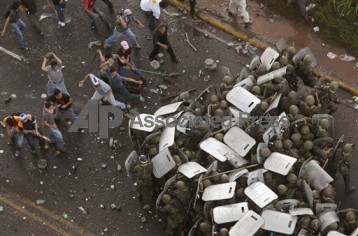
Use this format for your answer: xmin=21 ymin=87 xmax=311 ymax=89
xmin=312 ymin=137 xmax=334 ymax=164
xmin=160 ymin=194 xmax=186 ymax=235
xmin=317 ymin=81 xmax=339 ymax=115
xmin=171 ymin=181 xmax=192 ymax=208
xmin=297 ymin=55 xmax=316 ymax=88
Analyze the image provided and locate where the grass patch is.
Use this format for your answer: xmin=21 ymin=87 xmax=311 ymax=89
xmin=261 ymin=0 xmax=358 ymax=56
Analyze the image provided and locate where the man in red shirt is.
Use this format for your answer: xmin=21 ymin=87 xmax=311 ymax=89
xmin=83 ymin=0 xmax=111 ymax=31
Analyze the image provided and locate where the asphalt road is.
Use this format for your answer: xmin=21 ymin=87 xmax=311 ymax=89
xmin=0 ymin=0 xmax=357 ymax=235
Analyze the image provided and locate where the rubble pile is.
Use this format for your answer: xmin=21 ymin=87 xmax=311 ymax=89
xmin=125 ymin=46 xmax=357 ymax=236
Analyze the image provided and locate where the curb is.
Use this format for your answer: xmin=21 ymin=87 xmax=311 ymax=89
xmin=167 ymin=0 xmax=358 ymax=96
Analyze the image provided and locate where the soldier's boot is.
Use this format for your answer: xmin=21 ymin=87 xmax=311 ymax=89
xmin=343 ymin=175 xmax=356 ymax=193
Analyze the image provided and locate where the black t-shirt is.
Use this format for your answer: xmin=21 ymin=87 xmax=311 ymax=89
xmin=52 ymin=0 xmax=61 ymax=6
xmin=51 ymin=94 xmax=72 ymax=110
xmin=117 ymin=47 xmax=132 ymax=66
xmin=8 ymin=10 xmax=19 ymax=23
xmin=153 ymin=27 xmax=169 ymax=45
xmin=21 ymin=0 xmax=37 ymax=14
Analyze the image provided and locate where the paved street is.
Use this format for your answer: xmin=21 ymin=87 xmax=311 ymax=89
xmin=0 ymin=0 xmax=357 ymax=235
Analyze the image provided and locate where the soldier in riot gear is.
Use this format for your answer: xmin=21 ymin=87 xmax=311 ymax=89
xmin=300 ymin=95 xmax=319 ymax=117
xmin=317 ymin=81 xmax=340 ymax=114
xmin=280 ymin=91 xmax=298 ymax=113
xmin=288 ymin=105 xmax=301 ymax=122
xmin=331 ymin=143 xmax=356 ymax=193
xmin=220 ymin=75 xmax=234 ymax=92
xmin=342 ymin=210 xmax=358 ymax=234
xmin=132 ymin=155 xmax=153 ymax=201
xmin=283 ymin=46 xmax=296 ymax=61
xmin=299 ymin=215 xmax=312 ymax=230
xmin=321 ymin=185 xmax=335 ymax=203
xmin=219 ymin=228 xmax=229 ymax=236
xmin=291 ymin=132 xmax=303 ymax=149
xmin=277 ymin=184 xmax=288 ymax=200
xmin=297 ymin=54 xmax=316 ymax=87
xmin=315 ymin=119 xmax=330 ymax=138
xmin=172 ymin=181 xmax=192 ymax=207
xmin=198 ymin=221 xmax=212 ymax=235
xmin=159 ymin=194 xmax=186 ymax=235
xmin=186 ymin=121 xmax=208 ymax=151
xmin=312 ymin=137 xmax=334 ymax=164
xmin=300 ymin=124 xmax=314 ymax=141
xmin=256 ymin=64 xmax=267 ymax=76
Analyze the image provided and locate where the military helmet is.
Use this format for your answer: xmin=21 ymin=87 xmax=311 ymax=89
xmin=305 ymin=95 xmax=315 ymax=106
xmin=300 ymin=216 xmax=311 ymax=229
xmin=320 ymin=119 xmax=330 ymax=129
xmin=236 ymin=188 xmax=245 ymax=198
xmin=260 ymin=147 xmax=271 ymax=158
xmin=289 ymin=105 xmax=299 ymax=115
xmin=210 ymin=95 xmax=219 ymax=104
xmin=172 ymin=155 xmax=182 ymax=166
xmin=287 ymin=173 xmax=298 ymax=184
xmin=199 ymin=221 xmax=211 ymax=232
xmin=345 ymin=211 xmax=356 ymax=222
xmin=271 ymin=61 xmax=281 ymax=71
xmin=279 ymin=56 xmax=289 ymax=66
xmin=284 ymin=139 xmax=293 ymax=149
xmin=326 ymin=222 xmax=339 ymax=230
xmin=220 ymin=100 xmax=228 ymax=109
xmin=256 ymin=64 xmax=267 ymax=75
xmin=303 ymin=140 xmax=313 ymax=151
xmin=162 ymin=194 xmax=172 ymax=204
xmin=175 ymin=181 xmax=186 ymax=190
xmin=303 ymin=55 xmax=312 ymax=65
xmin=342 ymin=143 xmax=354 ymax=153
xmin=274 ymin=140 xmax=283 ymax=150
xmin=210 ymin=171 xmax=220 ymax=182
xmin=291 ymin=133 xmax=302 ymax=143
xmin=287 ymin=91 xmax=297 ymax=100
xmin=220 ymin=174 xmax=229 ymax=183
xmin=312 ymin=190 xmax=320 ymax=199
xmin=264 ymin=171 xmax=273 ymax=182
xmin=278 ymin=184 xmax=288 ymax=194
xmin=260 ymin=101 xmax=269 ymax=111
xmin=286 ymin=64 xmax=295 ymax=73
xmin=184 ymin=150 xmax=193 ymax=159
xmin=329 ymin=81 xmax=339 ymax=93
xmin=214 ymin=133 xmax=224 ymax=142
xmin=251 ymin=86 xmax=261 ymax=95
xmin=202 ymin=179 xmax=212 ymax=188
xmin=322 ymin=187 xmax=334 ymax=197
xmin=274 ymin=76 xmax=284 ymax=83
xmin=223 ymin=75 xmax=234 ymax=85
xmin=148 ymin=147 xmax=158 ymax=156
xmin=300 ymin=125 xmax=311 ymax=135
xmin=286 ymin=46 xmax=296 ymax=55
xmin=198 ymin=121 xmax=209 ymax=131
xmin=193 ymin=107 xmax=203 ymax=116
xmin=310 ymin=219 xmax=320 ymax=231
xmin=214 ymin=108 xmax=224 ymax=116
xmin=219 ymin=228 xmax=229 ymax=236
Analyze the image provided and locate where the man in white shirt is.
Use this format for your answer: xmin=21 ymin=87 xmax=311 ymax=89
xmin=140 ymin=0 xmax=168 ymax=31
xmin=228 ymin=0 xmax=251 ymax=28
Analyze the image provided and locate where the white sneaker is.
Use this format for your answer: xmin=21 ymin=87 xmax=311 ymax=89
xmin=58 ymin=21 xmax=65 ymax=27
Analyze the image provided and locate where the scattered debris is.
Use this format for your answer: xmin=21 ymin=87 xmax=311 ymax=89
xmin=101 ymin=164 xmax=107 ymax=169
xmin=313 ymin=26 xmax=319 ymax=32
xmin=141 ymin=217 xmax=147 ymax=223
xmin=327 ymin=52 xmax=337 ymax=59
xmin=36 ymin=199 xmax=45 ymax=204
xmin=0 ymin=206 xmax=3 ymax=212
xmin=88 ymin=40 xmax=101 ymax=49
xmin=185 ymin=33 xmax=198 ymax=52
xmin=78 ymin=206 xmax=87 ymax=214
xmin=339 ymin=54 xmax=356 ymax=62
xmin=143 ymin=204 xmax=151 ymax=211
xmin=62 ymin=213 xmax=68 ymax=219
xmin=204 ymin=58 xmax=217 ymax=71
xmin=150 ymin=60 xmax=160 ymax=70
xmin=117 ymin=164 xmax=122 ymax=172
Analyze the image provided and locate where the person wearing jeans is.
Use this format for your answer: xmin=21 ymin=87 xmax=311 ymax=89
xmin=21 ymin=0 xmax=44 ymax=35
xmin=51 ymin=89 xmax=78 ymax=124
xmin=46 ymin=0 xmax=66 ymax=27
xmin=1 ymin=2 xmax=29 ymax=50
xmin=43 ymin=101 xmax=65 ymax=154
xmin=83 ymin=0 xmax=111 ymax=30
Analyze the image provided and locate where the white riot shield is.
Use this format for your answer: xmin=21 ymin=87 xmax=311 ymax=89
xmin=193 ymin=174 xmax=203 ymax=209
xmin=275 ymin=38 xmax=288 ymax=53
xmin=213 ymin=202 xmax=249 ymax=224
xmin=273 ymin=112 xmax=290 ymax=139
xmin=234 ymin=77 xmax=254 ymax=90
xmin=188 ymin=218 xmax=201 ymax=236
xmin=318 ymin=210 xmax=340 ymax=232
xmin=125 ymin=150 xmax=138 ymax=177
xmin=327 ymin=232 xmax=347 ymax=236
xmin=200 ymin=137 xmax=235 ymax=162
xmin=256 ymin=142 xmax=268 ymax=164
xmin=202 ymin=182 xmax=236 ymax=201
xmin=337 ymin=208 xmax=358 ymax=222
xmin=260 ymin=47 xmax=280 ymax=71
xmin=155 ymin=175 xmax=181 ymax=213
xmin=265 ymin=93 xmax=282 ymax=114
xmin=224 ymin=126 xmax=256 ymax=157
xmin=303 ymin=180 xmax=314 ymax=209
xmin=227 ymin=154 xmax=249 ymax=168
xmin=275 ymin=199 xmax=299 ymax=212
xmin=226 ymin=87 xmax=261 ymax=114
xmin=130 ymin=113 xmax=157 ymax=132
xmin=298 ymin=229 xmax=309 ymax=236
xmin=154 ymin=102 xmax=183 ymax=116
xmin=244 ymin=169 xmax=267 ymax=186
xmin=178 ymin=162 xmax=207 ymax=178
xmin=263 ymin=126 xmax=276 ymax=146
xmin=176 ymin=112 xmax=195 ymax=134
xmin=244 ymin=182 xmax=278 ymax=208
xmin=292 ymin=47 xmax=318 ymax=67
xmin=151 ymin=148 xmax=176 ymax=178
xmin=249 ymin=56 xmax=261 ymax=70
xmin=159 ymin=125 xmax=175 ymax=152
xmin=312 ymin=114 xmax=334 ymax=137
xmin=228 ymin=168 xmax=249 ymax=182
xmin=257 ymin=67 xmax=287 ymax=85
xmin=299 ymin=160 xmax=334 ymax=191
xmin=289 ymin=208 xmax=314 ymax=216
xmin=261 ymin=210 xmax=298 ymax=235
xmin=204 ymin=161 xmax=218 ymax=177
xmin=203 ymin=201 xmax=214 ymax=219
xmin=229 ymin=210 xmax=264 ymax=236
xmin=316 ymin=203 xmax=338 ymax=215
xmin=264 ymin=152 xmax=296 ymax=175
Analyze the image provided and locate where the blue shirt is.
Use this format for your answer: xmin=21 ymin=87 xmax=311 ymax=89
xmin=105 ymin=66 xmax=126 ymax=90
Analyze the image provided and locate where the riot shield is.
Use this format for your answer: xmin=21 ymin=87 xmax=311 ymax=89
xmin=264 ymin=152 xmax=296 ymax=175
xmin=178 ymin=162 xmax=207 ymax=178
xmin=244 ymin=169 xmax=267 ymax=186
xmin=151 ymin=148 xmax=176 ymax=178
xmin=292 ymin=47 xmax=318 ymax=67
xmin=261 ymin=210 xmax=298 ymax=235
xmin=257 ymin=67 xmax=287 ymax=85
xmin=312 ymin=114 xmax=334 ymax=137
xmin=318 ymin=210 xmax=340 ymax=232
xmin=275 ymin=199 xmax=299 ymax=212
xmin=275 ymin=38 xmax=288 ymax=53
xmin=224 ymin=126 xmax=256 ymax=157
xmin=249 ymin=56 xmax=261 ymax=70
xmin=265 ymin=93 xmax=282 ymax=114
xmin=213 ymin=202 xmax=249 ymax=224
xmin=256 ymin=142 xmax=268 ymax=164
xmin=337 ymin=208 xmax=358 ymax=222
xmin=234 ymin=77 xmax=254 ymax=90
xmin=226 ymin=87 xmax=261 ymax=114
xmin=289 ymin=208 xmax=314 ymax=216
xmin=263 ymin=126 xmax=276 ymax=146
xmin=316 ymin=203 xmax=338 ymax=215
xmin=154 ymin=101 xmax=183 ymax=116
xmin=195 ymin=85 xmax=212 ymax=102
xmin=327 ymin=232 xmax=347 ymax=236
xmin=244 ymin=182 xmax=278 ymax=208
xmin=159 ymin=125 xmax=175 ymax=152
xmin=273 ymin=112 xmax=290 ymax=139
xmin=229 ymin=210 xmax=264 ymax=236
xmin=125 ymin=150 xmax=138 ymax=178
xmin=176 ymin=111 xmax=195 ymax=134
xmin=200 ymin=137 xmax=236 ymax=162
xmin=204 ymin=160 xmax=218 ymax=177
xmin=260 ymin=47 xmax=280 ymax=71
xmin=299 ymin=160 xmax=334 ymax=191
xmin=228 ymin=168 xmax=249 ymax=182
xmin=303 ymin=180 xmax=314 ymax=209
xmin=202 ymin=182 xmax=236 ymax=201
